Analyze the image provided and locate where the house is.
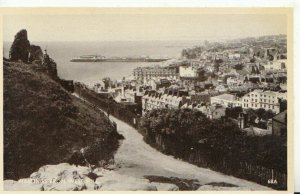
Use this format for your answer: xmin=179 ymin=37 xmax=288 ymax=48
xmin=141 ymin=89 xmax=188 ymax=115
xmin=207 ymin=105 xmax=226 ymax=119
xmin=196 ymin=104 xmax=226 ymax=119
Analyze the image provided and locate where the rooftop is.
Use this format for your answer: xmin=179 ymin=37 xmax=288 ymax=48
xmin=211 ymin=93 xmax=236 ymax=101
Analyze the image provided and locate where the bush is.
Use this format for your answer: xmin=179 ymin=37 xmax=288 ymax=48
xmin=139 ymin=108 xmax=286 ymax=173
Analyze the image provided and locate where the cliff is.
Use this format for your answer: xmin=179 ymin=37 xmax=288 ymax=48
xmin=4 ymin=30 xmax=122 ymax=180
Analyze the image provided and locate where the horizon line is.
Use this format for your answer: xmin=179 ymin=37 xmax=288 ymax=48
xmin=3 ymin=33 xmax=287 ymax=43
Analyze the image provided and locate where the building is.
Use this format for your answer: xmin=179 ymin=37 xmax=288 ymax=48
xmin=263 ymin=59 xmax=287 ymax=71
xmin=241 ymin=89 xmax=287 ymax=113
xmin=142 ymin=90 xmax=188 ymax=114
xmin=114 ymin=86 xmax=131 ymax=103
xmin=210 ymin=93 xmax=242 ymax=108
xmin=215 ymin=84 xmax=229 ymax=92
xmin=179 ymin=66 xmax=199 ymax=78
xmin=196 ymin=104 xmax=226 ymax=119
xmin=124 ymin=88 xmax=144 ymax=115
xmin=180 ymin=103 xmax=226 ymax=119
xmin=133 ymin=66 xmax=177 ymax=81
xmin=190 ymin=92 xmax=212 ymax=104
xmin=149 ymin=78 xmax=171 ymax=90
xmin=227 ymin=76 xmax=244 ymax=86
xmin=228 ymin=53 xmax=241 ymax=60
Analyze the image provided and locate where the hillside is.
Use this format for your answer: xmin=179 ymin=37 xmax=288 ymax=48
xmin=3 ymin=58 xmax=121 ymax=180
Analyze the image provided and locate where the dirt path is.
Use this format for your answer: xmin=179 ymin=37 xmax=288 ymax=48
xmin=108 ymin=115 xmax=271 ymax=190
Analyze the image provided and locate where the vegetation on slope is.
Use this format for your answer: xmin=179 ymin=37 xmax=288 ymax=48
xmin=4 ymin=61 xmax=121 ymax=180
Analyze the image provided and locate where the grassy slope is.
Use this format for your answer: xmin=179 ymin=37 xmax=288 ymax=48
xmin=4 ymin=61 xmax=119 ymax=180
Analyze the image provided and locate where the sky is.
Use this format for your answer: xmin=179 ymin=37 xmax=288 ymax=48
xmin=3 ymin=14 xmax=287 ymax=42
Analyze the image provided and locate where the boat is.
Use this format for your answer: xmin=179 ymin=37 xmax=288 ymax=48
xmin=70 ymin=55 xmax=169 ymax=62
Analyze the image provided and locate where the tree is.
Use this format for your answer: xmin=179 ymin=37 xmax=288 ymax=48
xmin=140 ymin=108 xmax=244 ymax=159
xmin=234 ymin=63 xmax=244 ymax=70
xmin=102 ymin=77 xmax=111 ymax=89
xmin=225 ymin=107 xmax=243 ymax=119
xmin=280 ymin=100 xmax=287 ymax=112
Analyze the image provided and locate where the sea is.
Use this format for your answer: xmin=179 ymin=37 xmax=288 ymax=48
xmin=3 ymin=40 xmax=203 ymax=86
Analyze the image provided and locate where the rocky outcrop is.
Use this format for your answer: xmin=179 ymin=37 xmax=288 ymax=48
xmin=9 ymin=29 xmax=31 ymax=62
xmin=29 ymin=45 xmax=43 ymax=63
xmin=42 ymin=52 xmax=58 ymax=80
xmin=4 ymin=163 xmax=177 ymax=191
xmin=8 ymin=29 xmax=74 ymax=92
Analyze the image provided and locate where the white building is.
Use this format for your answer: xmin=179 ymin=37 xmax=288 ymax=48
xmin=263 ymin=59 xmax=287 ymax=71
xmin=210 ymin=93 xmax=242 ymax=108
xmin=241 ymin=89 xmax=287 ymax=113
xmin=179 ymin=66 xmax=199 ymax=78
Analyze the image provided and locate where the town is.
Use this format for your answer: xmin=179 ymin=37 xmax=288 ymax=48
xmin=92 ymin=34 xmax=287 ymax=138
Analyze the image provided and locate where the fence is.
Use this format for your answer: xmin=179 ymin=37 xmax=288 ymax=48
xmin=239 ymin=161 xmax=287 ymax=190
xmin=152 ymin=133 xmax=287 ymax=190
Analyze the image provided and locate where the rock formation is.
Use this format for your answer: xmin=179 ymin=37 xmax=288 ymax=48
xmin=42 ymin=51 xmax=58 ymax=79
xmin=28 ymin=45 xmax=43 ymax=63
xmin=9 ymin=29 xmax=31 ymax=62
xmin=8 ymin=29 xmax=74 ymax=92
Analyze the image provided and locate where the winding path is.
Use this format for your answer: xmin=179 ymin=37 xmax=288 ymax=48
xmin=108 ymin=114 xmax=271 ymax=190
